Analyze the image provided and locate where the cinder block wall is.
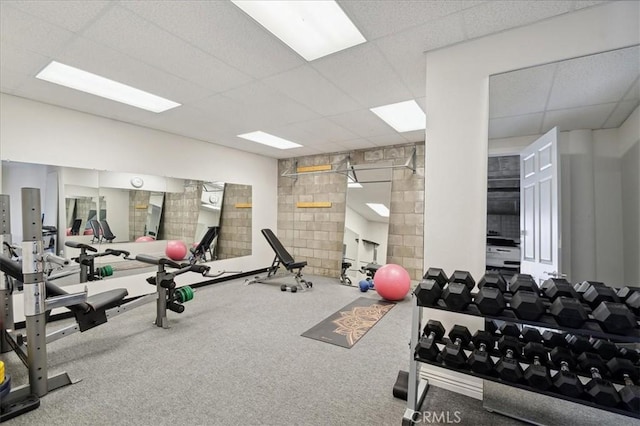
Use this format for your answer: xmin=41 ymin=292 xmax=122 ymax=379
xmin=218 ymin=183 xmax=252 ymax=259
xmin=160 ymin=180 xmax=201 ymax=242
xmin=129 ymin=190 xmax=150 ymax=241
xmin=277 ymin=142 xmax=425 ymax=280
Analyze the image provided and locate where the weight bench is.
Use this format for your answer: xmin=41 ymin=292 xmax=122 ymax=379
xmin=190 ymin=226 xmax=219 ymax=262
xmin=247 ymin=228 xmax=312 ymax=292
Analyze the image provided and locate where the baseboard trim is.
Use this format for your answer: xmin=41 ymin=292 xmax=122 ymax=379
xmin=419 ymin=365 xmax=483 ymax=400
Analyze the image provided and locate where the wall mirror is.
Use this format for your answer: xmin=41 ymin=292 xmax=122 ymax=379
xmin=487 ymin=45 xmax=639 ymax=286
xmin=342 ymin=162 xmax=393 ymax=283
xmin=1 ymin=161 xmax=253 ymax=282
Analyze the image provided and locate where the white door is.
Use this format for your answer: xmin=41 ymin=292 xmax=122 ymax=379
xmin=520 ymin=127 xmax=561 ymax=285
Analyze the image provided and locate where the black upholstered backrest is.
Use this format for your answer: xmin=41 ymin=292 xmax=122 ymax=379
xmin=70 ymin=218 xmax=82 ymax=235
xmin=99 ymin=220 xmax=115 ymax=239
xmin=89 ymin=219 xmax=101 ymax=237
xmin=261 ymin=228 xmax=294 ymax=266
xmin=198 ymin=226 xmax=219 ymax=250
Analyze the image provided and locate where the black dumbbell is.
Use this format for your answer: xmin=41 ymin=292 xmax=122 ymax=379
xmin=478 ymin=272 xmax=507 ymax=293
xmin=449 ymin=270 xmax=475 ymax=289
xmin=591 ymin=301 xmax=637 ymax=334
xmin=521 ymin=327 xmax=543 ymax=344
xmin=582 ymin=284 xmax=621 ymax=308
xmin=541 ymin=278 xmax=577 ymax=299
xmin=542 ymin=330 xmax=568 ymax=349
xmin=442 ymin=281 xmax=473 ymax=311
xmin=617 ymin=286 xmax=639 ymax=301
xmin=468 ymin=331 xmax=495 ymax=375
xmin=442 ymin=325 xmax=472 ymax=368
xmin=578 ymin=352 xmax=621 ymax=407
xmin=550 ymin=347 xmax=584 ymax=398
xmin=589 ymin=338 xmax=618 ymax=360
xmin=415 ymin=320 xmax=446 ymax=361
xmin=414 ymin=267 xmax=449 ymax=306
xmin=566 ymin=334 xmax=591 ymax=356
xmin=508 ymin=274 xmax=538 ymax=293
xmin=618 ymin=347 xmax=640 ymax=364
xmin=474 ymin=286 xmax=506 ymax=315
xmin=607 ymin=357 xmax=640 ymax=412
xmin=574 ymin=280 xmax=606 ymax=298
xmin=495 ymin=336 xmax=523 ymax=383
xmin=474 ymin=286 xmax=546 ymax=320
xmin=523 ymin=342 xmax=552 ymax=390
xmin=524 ymin=278 xmax=588 ymax=328
xmin=498 ymin=322 xmax=520 ymax=338
xmin=622 ymin=290 xmax=640 ymax=315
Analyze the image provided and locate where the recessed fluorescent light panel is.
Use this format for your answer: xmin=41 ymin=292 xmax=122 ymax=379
xmin=35 ymin=61 xmax=180 ymax=113
xmin=237 ymin=131 xmax=302 ymax=150
xmin=231 ymin=0 xmax=366 ymax=61
xmin=370 ymin=100 xmax=426 ymax=132
xmin=366 ymin=203 xmax=389 ymax=218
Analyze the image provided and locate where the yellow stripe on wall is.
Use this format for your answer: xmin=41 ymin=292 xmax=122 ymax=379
xmin=296 ymin=201 xmax=332 ymax=208
xmin=235 ymin=203 xmax=252 ymax=208
xmin=296 ymin=164 xmax=331 ymax=173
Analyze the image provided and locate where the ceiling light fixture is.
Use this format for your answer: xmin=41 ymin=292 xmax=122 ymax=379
xmin=366 ymin=203 xmax=389 ymax=218
xmin=370 ymin=100 xmax=426 ymax=132
xmin=35 ymin=61 xmax=181 ymax=113
xmin=237 ymin=131 xmax=303 ymax=149
xmin=231 ymin=0 xmax=366 ymax=61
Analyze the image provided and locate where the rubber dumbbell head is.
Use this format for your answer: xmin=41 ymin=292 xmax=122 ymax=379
xmin=578 ymin=352 xmax=621 ymax=407
xmin=624 ymin=291 xmax=640 ymax=315
xmin=606 ymin=357 xmax=640 ymax=412
xmin=574 ymin=280 xmax=605 ymax=298
xmin=423 ymin=267 xmax=448 ymax=286
xmin=618 ymin=347 xmax=640 ymax=364
xmin=474 ymin=286 xmax=506 ymax=315
xmin=542 ymin=330 xmax=568 ymax=348
xmin=523 ymin=342 xmax=552 ymax=390
xmin=616 ymin=286 xmax=639 ymax=301
xmin=549 ymin=297 xmax=588 ymax=328
xmin=509 ymin=274 xmax=537 ymax=293
xmin=468 ymin=331 xmax=495 ymax=375
xmin=449 ymin=270 xmax=475 ymax=290
xmin=521 ymin=327 xmax=543 ymax=343
xmin=550 ymin=347 xmax=584 ymax=398
xmin=499 ymin=322 xmax=520 ymax=338
xmin=566 ymin=334 xmax=591 ymax=355
xmin=510 ymin=291 xmax=545 ymax=321
xmin=590 ymin=338 xmax=618 ymax=360
xmin=442 ymin=325 xmax=472 ymax=368
xmin=442 ymin=282 xmax=472 ymax=311
xmin=542 ymin=278 xmax=577 ymax=300
xmin=477 ymin=272 xmax=507 ymax=293
xmin=414 ymin=279 xmax=442 ymax=306
xmin=495 ymin=336 xmax=523 ymax=383
xmin=592 ymin=301 xmax=637 ymax=334
xmin=583 ymin=285 xmax=620 ymax=308
xmin=415 ymin=320 xmax=446 ymax=361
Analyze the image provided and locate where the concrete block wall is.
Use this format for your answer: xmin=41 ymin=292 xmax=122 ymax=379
xmin=129 ymin=190 xmax=151 ymax=240
xmin=218 ymin=183 xmax=252 ymax=259
xmin=277 ymin=142 xmax=425 ymax=280
xmin=160 ymin=180 xmax=201 ymax=242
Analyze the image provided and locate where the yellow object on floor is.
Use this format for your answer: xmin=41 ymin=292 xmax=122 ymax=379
xmin=0 ymin=360 xmax=4 ymax=384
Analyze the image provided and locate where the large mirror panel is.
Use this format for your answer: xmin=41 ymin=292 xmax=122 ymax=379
xmin=342 ymin=163 xmax=393 ymax=284
xmin=487 ymin=45 xmax=639 ymax=286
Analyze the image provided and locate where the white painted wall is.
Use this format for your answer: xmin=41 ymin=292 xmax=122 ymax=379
xmin=0 ymin=93 xmax=278 ymax=295
xmin=423 ymin=1 xmax=639 ymax=398
xmin=344 ymin=205 xmax=389 ymax=270
xmin=99 ymin=187 xmax=130 ymax=242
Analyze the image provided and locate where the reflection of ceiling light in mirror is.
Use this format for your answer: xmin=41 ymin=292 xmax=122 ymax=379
xmin=201 ymin=204 xmax=221 ymax=211
xmin=347 ymin=176 xmax=362 ymax=188
xmin=231 ymin=0 xmax=366 ymax=61
xmin=366 ymin=203 xmax=389 ymax=217
xmin=237 ymin=131 xmax=303 ymax=149
xmin=370 ymin=100 xmax=426 ymax=132
xmin=35 ymin=61 xmax=181 ymax=113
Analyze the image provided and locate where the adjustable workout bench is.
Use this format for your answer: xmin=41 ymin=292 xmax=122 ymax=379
xmin=246 ymin=228 xmax=312 ymax=292
xmin=190 ymin=226 xmax=219 ymax=263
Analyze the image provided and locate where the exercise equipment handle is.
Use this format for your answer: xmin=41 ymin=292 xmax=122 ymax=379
xmin=64 ymin=241 xmax=98 ymax=252
xmin=42 ymin=253 xmax=70 ymax=266
xmin=104 ymin=249 xmax=132 ymax=259
xmin=135 ymin=254 xmax=182 ymax=269
xmin=0 ymin=253 xmax=23 ymax=281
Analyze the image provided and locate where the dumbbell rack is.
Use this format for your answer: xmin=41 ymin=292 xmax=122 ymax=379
xmin=402 ymin=293 xmax=640 ymax=425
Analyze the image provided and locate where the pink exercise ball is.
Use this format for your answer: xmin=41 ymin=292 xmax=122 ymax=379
xmin=135 ymin=236 xmax=155 ymax=242
xmin=374 ymin=264 xmax=411 ymax=301
xmin=165 ymin=240 xmax=187 ymax=261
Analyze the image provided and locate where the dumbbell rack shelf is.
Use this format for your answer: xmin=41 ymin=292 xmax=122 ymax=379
xmin=402 ymin=295 xmax=640 ymax=425
xmin=427 ymin=299 xmax=640 ymax=343
xmin=415 ymin=349 xmax=639 ymax=419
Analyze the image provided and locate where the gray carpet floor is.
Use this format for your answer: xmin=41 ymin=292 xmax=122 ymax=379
xmin=2 ymin=274 xmax=527 ymax=425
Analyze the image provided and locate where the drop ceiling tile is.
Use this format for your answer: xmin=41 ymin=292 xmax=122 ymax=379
xmin=82 ymin=6 xmax=253 ymax=93
xmin=310 ymin=141 xmax=351 ymax=154
xmin=368 ymin=133 xmax=410 ymax=147
xmin=328 ymin=109 xmax=399 ymax=138
xmin=0 ymin=41 xmax=51 ymax=75
xmin=401 ymin=130 xmax=426 ymax=143
xmin=489 ymin=113 xmax=544 ymax=139
xmin=189 ymin=94 xmax=254 ymax=131
xmin=547 ymin=46 xmax=640 ymax=109
xmin=271 ymin=118 xmax=358 ymax=146
xmin=5 ymin=0 xmax=112 ymax=32
xmin=490 ymin=63 xmax=557 ymax=117
xmin=56 ymin=37 xmax=213 ymax=104
xmin=375 ymin=14 xmax=465 ymax=97
xmin=0 ymin=4 xmax=76 ymax=57
xmin=542 ymin=103 xmax=617 ymax=132
xmin=603 ymin=99 xmax=640 ymax=128
xmin=339 ymin=0 xmax=482 ymax=40
xmin=623 ymin=79 xmax=639 ymax=101
xmin=0 ymin=69 xmax=28 ymax=92
xmin=338 ymin=139 xmax=379 ymax=151
xmin=121 ymin=0 xmax=304 ymax=79
xmin=262 ymin=65 xmax=360 ymax=116
xmin=463 ymin=1 xmax=573 ymax=39
xmin=312 ymin=42 xmax=412 ymax=107
xmin=574 ymin=1 xmax=608 ymax=10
